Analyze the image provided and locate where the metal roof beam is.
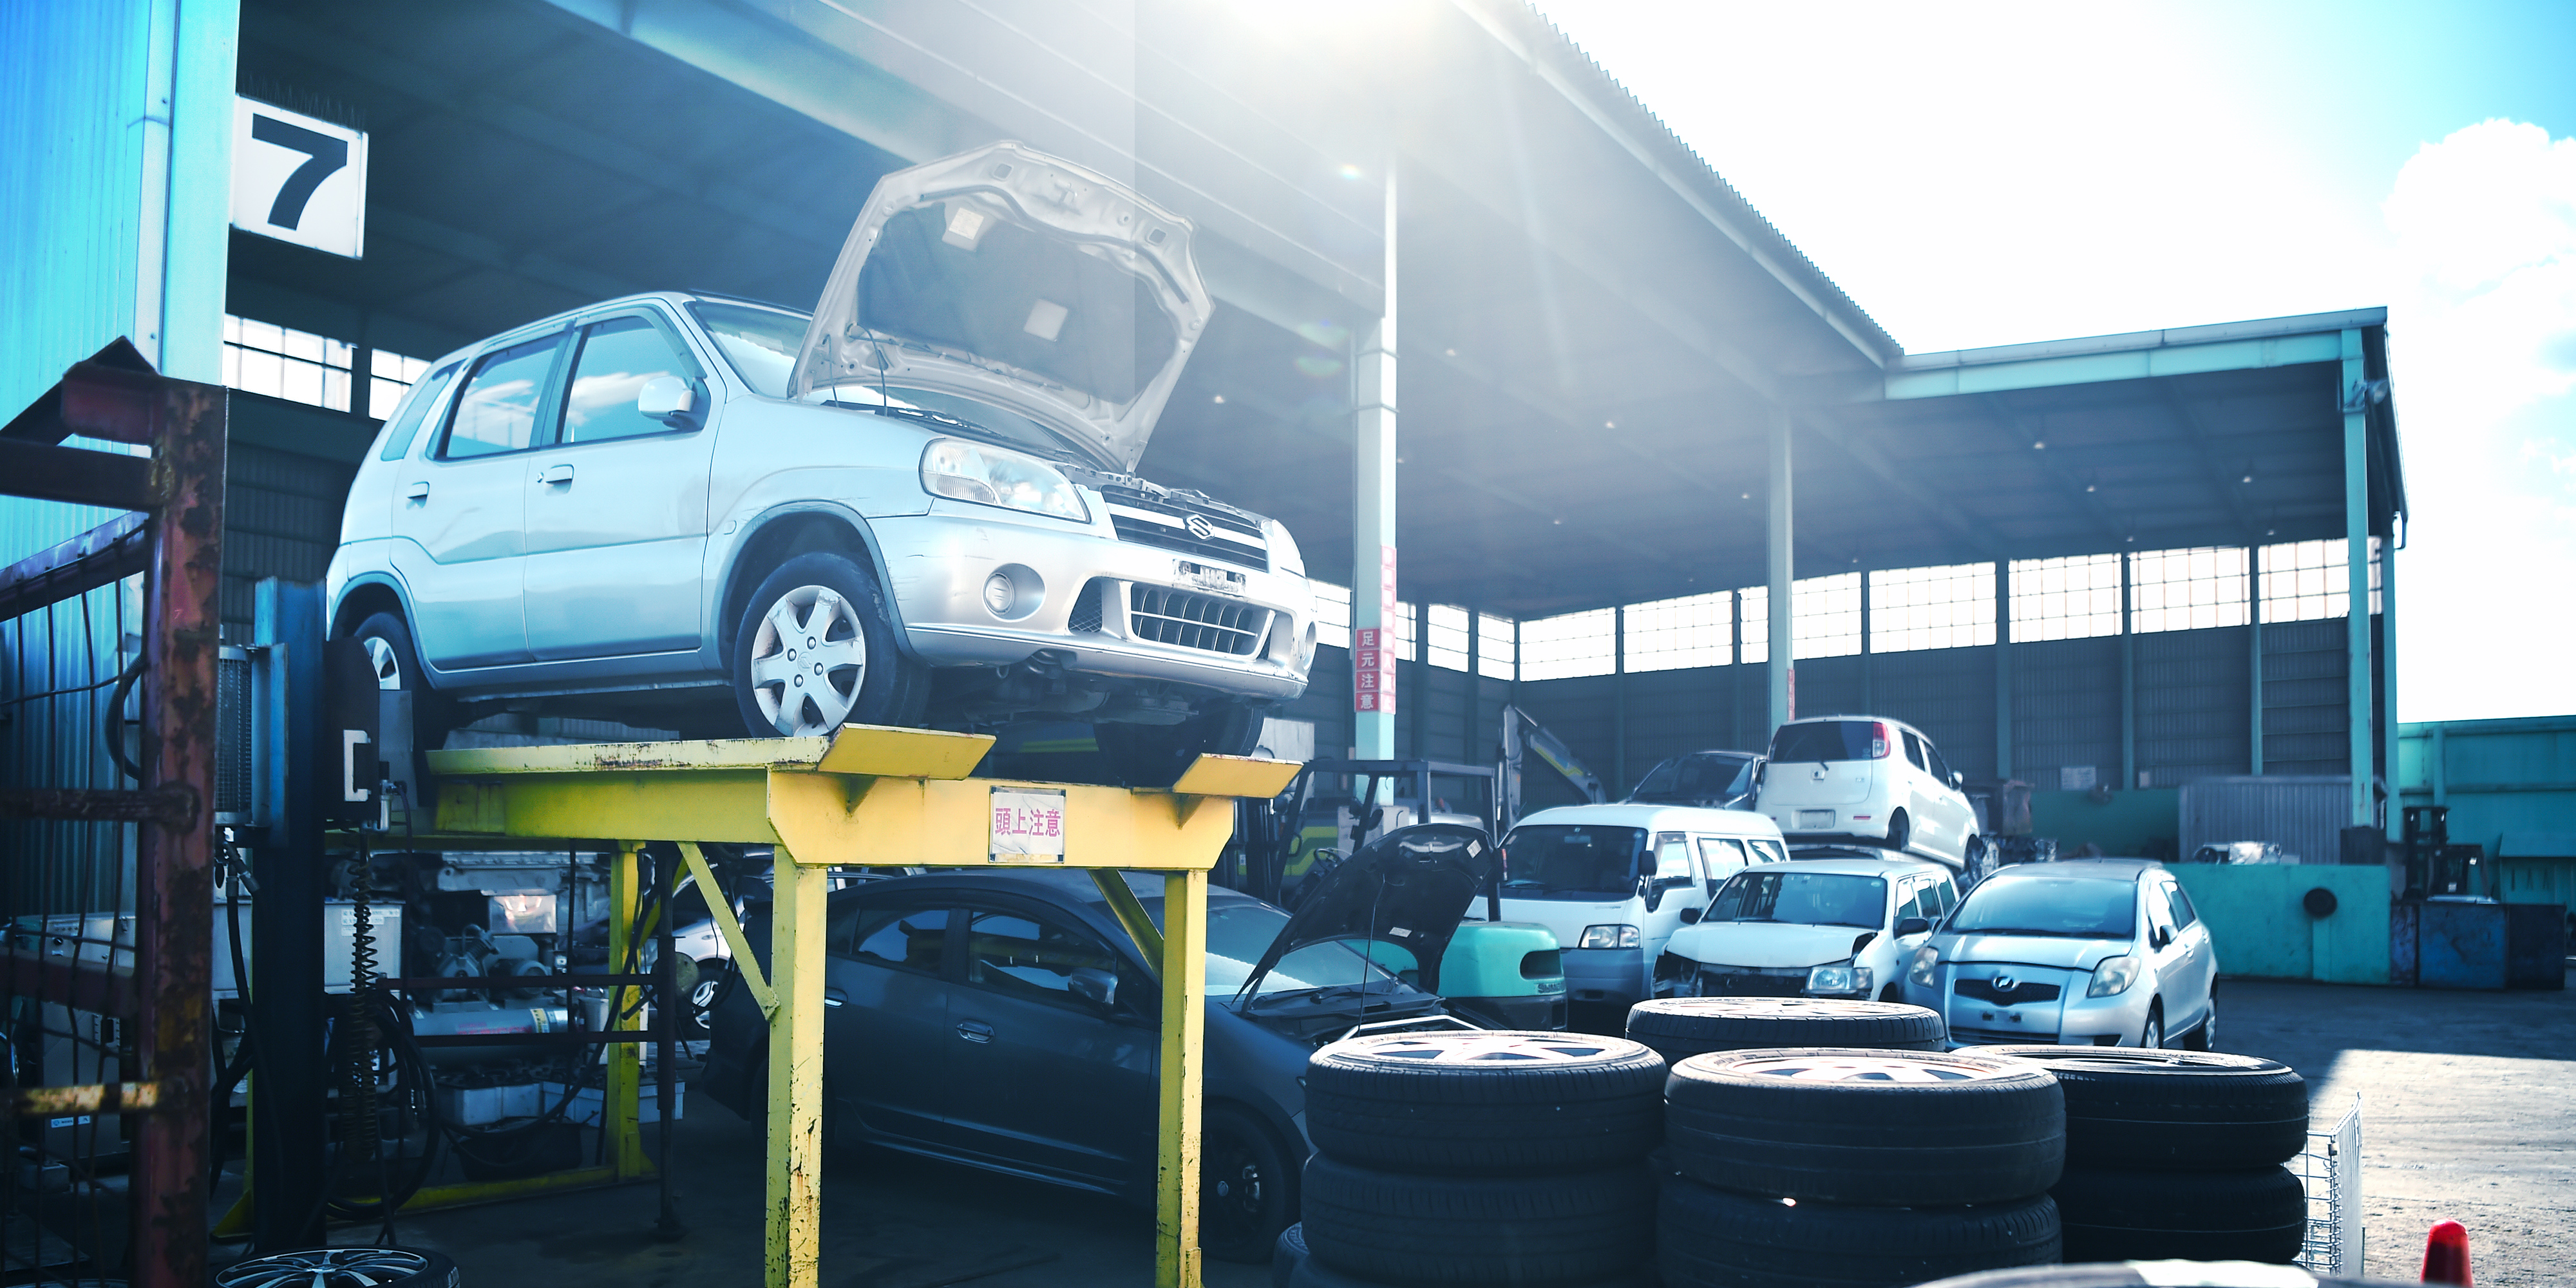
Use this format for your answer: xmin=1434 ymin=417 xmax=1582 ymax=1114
xmin=2157 ymin=384 xmax=2262 ymax=544
xmin=1887 ymin=330 xmax=2346 ymax=401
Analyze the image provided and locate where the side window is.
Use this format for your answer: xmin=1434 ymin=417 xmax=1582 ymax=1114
xmin=377 ymin=361 xmax=461 ymax=460
xmin=1893 ymin=881 xmax=1926 ymax=925
xmin=1696 ymin=837 xmax=1748 ymax=883
xmin=2167 ymin=883 xmax=2199 ymax=928
xmin=1652 ymin=833 xmax=1694 ymax=884
xmin=439 ymin=334 xmax=565 ymax=458
xmin=1926 ymin=740 xmax=1955 ymax=786
xmin=1747 ymin=839 xmax=1786 ymax=866
xmin=2146 ymin=885 xmax=2179 ymax=943
xmin=961 ymin=907 xmax=1121 ymax=1005
xmin=561 ymin=315 xmax=702 ymax=444
xmin=838 ymin=903 xmax=950 ymax=974
xmin=1902 ymin=733 xmax=1928 ymax=770
xmin=1929 ymin=879 xmax=1958 ymax=916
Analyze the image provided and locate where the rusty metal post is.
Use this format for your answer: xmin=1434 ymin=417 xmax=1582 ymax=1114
xmin=129 ymin=374 xmax=224 ymax=1288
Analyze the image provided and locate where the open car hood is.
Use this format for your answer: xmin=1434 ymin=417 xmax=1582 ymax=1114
xmin=1237 ymin=824 xmax=1497 ymax=1001
xmin=790 ymin=141 xmax=1211 ymax=473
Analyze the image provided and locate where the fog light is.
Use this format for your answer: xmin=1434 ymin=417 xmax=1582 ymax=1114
xmin=983 ymin=572 xmax=1016 ymax=614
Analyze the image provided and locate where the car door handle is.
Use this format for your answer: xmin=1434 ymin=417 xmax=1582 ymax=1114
xmin=538 ymin=464 xmax=574 ymax=485
xmin=403 ymin=481 xmax=429 ymax=502
xmin=822 ymin=987 xmax=846 ymax=1008
xmin=955 ymin=1020 xmax=994 ymax=1044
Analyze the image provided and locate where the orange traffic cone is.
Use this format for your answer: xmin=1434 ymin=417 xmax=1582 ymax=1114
xmin=2421 ymin=1219 xmax=2472 ymax=1285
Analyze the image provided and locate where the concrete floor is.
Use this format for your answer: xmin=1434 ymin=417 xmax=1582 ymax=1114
xmin=327 ymin=972 xmax=2573 ymax=1288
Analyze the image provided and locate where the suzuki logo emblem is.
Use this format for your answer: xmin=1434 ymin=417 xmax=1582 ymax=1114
xmin=1991 ymin=975 xmax=2016 ymax=994
xmin=1184 ymin=515 xmax=1215 ymax=541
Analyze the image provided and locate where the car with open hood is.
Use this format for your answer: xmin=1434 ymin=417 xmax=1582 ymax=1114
xmin=1902 ymin=859 xmax=2219 ymax=1050
xmin=1653 ymin=855 xmax=1957 ymax=1002
xmin=324 ymin=141 xmax=1312 ymax=784
xmin=696 ymin=824 xmax=1502 ymax=1263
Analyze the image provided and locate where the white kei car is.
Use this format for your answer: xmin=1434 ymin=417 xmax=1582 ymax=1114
xmin=1756 ymin=716 xmax=1983 ymax=875
xmin=1655 ymin=855 xmax=1958 ymax=1003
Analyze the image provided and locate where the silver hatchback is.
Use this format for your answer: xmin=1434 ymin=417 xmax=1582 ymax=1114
xmin=325 ymin=143 xmax=1314 ymax=782
xmin=1901 ymin=860 xmax=2221 ymax=1050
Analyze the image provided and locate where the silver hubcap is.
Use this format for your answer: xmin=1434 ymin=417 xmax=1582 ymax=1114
xmin=1353 ymin=1033 xmax=1618 ymax=1065
xmin=748 ymin=584 xmax=866 ymax=735
xmin=218 ymin=1246 xmax=432 ymax=1287
xmin=363 ymin=636 xmax=402 ymax=690
xmin=1734 ymin=1054 xmax=2015 ymax=1083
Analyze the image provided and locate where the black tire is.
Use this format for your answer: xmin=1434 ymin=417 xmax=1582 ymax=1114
xmin=1975 ymin=1046 xmax=2307 ymax=1169
xmin=2141 ymin=1003 xmax=2165 ymax=1051
xmin=2181 ymin=995 xmax=2218 ymax=1052
xmin=1305 ymin=1030 xmax=1664 ymax=1175
xmin=1271 ymin=1222 xmax=1307 ymax=1288
xmin=216 ymin=1245 xmax=461 ymax=1287
xmin=1626 ymin=997 xmax=1946 ymax=1065
xmin=1291 ymin=1257 xmax=1654 ymax=1288
xmin=1300 ymin=1155 xmax=1652 ymax=1285
xmin=730 ymin=552 xmax=925 ymax=737
xmin=346 ymin=611 xmax=451 ymax=772
xmin=1203 ymin=1104 xmax=1299 ymax=1264
xmin=1886 ymin=810 xmax=1911 ymax=853
xmin=1095 ymin=699 xmax=1264 ymax=788
xmin=1663 ymin=1047 xmax=2064 ymax=1206
xmin=1658 ymin=1176 xmax=2060 ymax=1288
xmin=2051 ymin=1164 xmax=2307 ymax=1264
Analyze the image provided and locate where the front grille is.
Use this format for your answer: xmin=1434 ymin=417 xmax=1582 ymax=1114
xmin=1694 ymin=969 xmax=1807 ymax=998
xmin=1068 ymin=579 xmax=1107 ymax=634
xmin=1954 ymin=978 xmax=2063 ymax=1005
xmin=1950 ymin=1026 xmax=2060 ymax=1045
xmin=1102 ymin=486 xmax=1268 ymax=571
xmin=1126 ymin=585 xmax=1273 ymax=656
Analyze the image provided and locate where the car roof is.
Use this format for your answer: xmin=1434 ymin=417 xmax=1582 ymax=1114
xmin=1984 ymin=859 xmax=2161 ymax=881
xmin=1514 ymin=802 xmax=1780 ymax=833
xmin=1755 ymin=856 xmax=1944 ymax=878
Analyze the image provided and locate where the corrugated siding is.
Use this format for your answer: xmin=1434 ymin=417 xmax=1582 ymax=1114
xmin=1875 ymin=646 xmax=1999 ymax=782
xmin=221 ymin=442 xmax=355 ymax=629
xmin=2261 ymin=618 xmax=2351 ymax=774
xmin=2014 ymin=636 xmax=2122 ymax=787
xmin=2179 ymin=775 xmax=2353 ymax=866
xmin=2137 ymin=625 xmax=2251 ymax=786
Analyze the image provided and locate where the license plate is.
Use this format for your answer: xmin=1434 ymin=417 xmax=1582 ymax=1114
xmin=1177 ymin=560 xmax=1245 ymax=594
xmin=1795 ymin=810 xmax=1835 ymax=829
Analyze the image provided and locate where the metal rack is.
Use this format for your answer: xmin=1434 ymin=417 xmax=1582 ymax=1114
xmin=2293 ymin=1094 xmax=2363 ymax=1276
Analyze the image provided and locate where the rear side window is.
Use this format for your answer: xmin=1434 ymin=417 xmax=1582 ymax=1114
xmin=1925 ymin=740 xmax=1956 ymax=785
xmin=561 ymin=316 xmax=702 ymax=444
xmin=1770 ymin=721 xmax=1889 ymax=763
xmin=440 ymin=334 xmax=565 ymax=458
xmin=1902 ymin=733 xmax=1927 ymax=770
xmin=837 ymin=903 xmax=949 ymax=974
xmin=375 ymin=361 xmax=461 ymax=460
xmin=1696 ymin=837 xmax=1749 ymax=876
xmin=2166 ymin=883 xmax=2198 ymax=927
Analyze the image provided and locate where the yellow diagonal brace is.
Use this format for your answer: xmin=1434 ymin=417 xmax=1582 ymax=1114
xmin=1091 ymin=869 xmax=1164 ymax=979
xmin=679 ymin=842 xmax=777 ymax=1021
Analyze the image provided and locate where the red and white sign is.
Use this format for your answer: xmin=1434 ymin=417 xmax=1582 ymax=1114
xmin=989 ymin=787 xmax=1067 ymax=862
xmin=1354 ymin=627 xmax=1396 ymax=714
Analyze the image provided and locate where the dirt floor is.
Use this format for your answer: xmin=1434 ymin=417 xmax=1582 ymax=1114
xmin=274 ymin=970 xmax=2573 ymax=1288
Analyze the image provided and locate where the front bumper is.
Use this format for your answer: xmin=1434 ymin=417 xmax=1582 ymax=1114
xmin=872 ymin=507 xmax=1313 ymax=699
xmin=1561 ymin=947 xmax=1649 ymax=1006
xmin=1920 ymin=966 xmax=2151 ymax=1046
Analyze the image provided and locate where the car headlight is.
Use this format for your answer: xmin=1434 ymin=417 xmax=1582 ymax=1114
xmin=1908 ymin=945 xmax=1939 ymax=988
xmin=920 ymin=439 xmax=1088 ymax=521
xmin=1578 ymin=924 xmax=1641 ymax=950
xmin=1806 ymin=963 xmax=1871 ymax=995
xmin=2087 ymin=954 xmax=2141 ymax=998
xmin=1267 ymin=518 xmax=1305 ymax=576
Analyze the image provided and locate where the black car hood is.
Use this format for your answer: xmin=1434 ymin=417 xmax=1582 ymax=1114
xmin=1235 ymin=824 xmax=1496 ymax=1001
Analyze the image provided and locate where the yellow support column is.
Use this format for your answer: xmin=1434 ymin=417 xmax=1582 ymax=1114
xmin=764 ymin=846 xmax=831 ymax=1288
xmin=1155 ymin=868 xmax=1208 ymax=1288
xmin=608 ymin=844 xmax=648 ymax=1179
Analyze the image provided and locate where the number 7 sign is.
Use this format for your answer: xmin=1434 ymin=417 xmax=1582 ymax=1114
xmin=232 ymin=98 xmax=366 ymax=259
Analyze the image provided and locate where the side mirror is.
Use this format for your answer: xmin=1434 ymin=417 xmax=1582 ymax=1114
xmin=2148 ymin=926 xmax=2172 ymax=951
xmin=1678 ymin=906 xmax=1701 ymax=925
xmin=1894 ymin=916 xmax=1932 ymax=938
xmin=1950 ymin=771 xmax=1965 ymax=790
xmin=1068 ymin=967 xmax=1118 ymax=1010
xmin=638 ymin=375 xmax=697 ymax=425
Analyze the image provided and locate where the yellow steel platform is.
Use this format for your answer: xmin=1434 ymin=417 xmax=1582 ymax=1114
xmin=415 ymin=724 xmax=1299 ymax=1288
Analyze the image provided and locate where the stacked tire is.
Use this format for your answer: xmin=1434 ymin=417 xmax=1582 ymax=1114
xmin=1278 ymin=1030 xmax=1667 ymax=1287
xmin=1658 ymin=1048 xmax=2066 ymax=1288
xmin=1625 ymin=997 xmax=1948 ymax=1066
xmin=1984 ymin=1047 xmax=2311 ymax=1265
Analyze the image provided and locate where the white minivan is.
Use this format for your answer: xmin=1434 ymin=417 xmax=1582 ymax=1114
xmin=1479 ymin=804 xmax=1788 ymax=1008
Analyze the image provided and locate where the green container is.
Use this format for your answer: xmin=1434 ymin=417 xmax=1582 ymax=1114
xmin=1439 ymin=922 xmax=1567 ymax=1030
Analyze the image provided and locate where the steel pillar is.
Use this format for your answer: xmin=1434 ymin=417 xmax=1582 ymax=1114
xmin=2250 ymin=545 xmax=2265 ymax=775
xmin=2380 ymin=536 xmax=2400 ymax=838
xmin=2119 ymin=553 xmax=2136 ymax=790
xmin=1767 ymin=406 xmax=1794 ymax=732
xmin=2342 ymin=329 xmax=2373 ymax=826
xmin=249 ymin=580 xmax=327 ymax=1251
xmin=1994 ymin=561 xmax=2012 ymax=780
xmin=1352 ymin=160 xmax=1397 ymax=761
xmin=1612 ymin=607 xmax=1627 ymax=792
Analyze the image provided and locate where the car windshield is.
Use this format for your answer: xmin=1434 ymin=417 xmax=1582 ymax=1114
xmin=688 ymin=300 xmax=806 ymax=398
xmin=1770 ymin=721 xmax=1886 ymax=764
xmin=1499 ymin=826 xmax=1648 ymax=900
xmin=1631 ymin=753 xmax=1756 ymax=802
xmin=1704 ymin=869 xmax=1886 ymax=929
xmin=1155 ymin=900 xmax=1404 ymax=999
xmin=1951 ymin=876 xmax=2137 ymax=938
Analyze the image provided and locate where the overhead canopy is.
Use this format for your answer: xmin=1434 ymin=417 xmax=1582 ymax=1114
xmin=229 ymin=0 xmax=2403 ymax=621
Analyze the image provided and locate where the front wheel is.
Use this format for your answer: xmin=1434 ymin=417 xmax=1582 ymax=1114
xmin=346 ymin=611 xmax=451 ymax=782
xmin=1200 ymin=1104 xmax=1296 ymax=1264
xmin=731 ymin=553 xmax=925 ymax=737
xmin=2181 ymin=997 xmax=2217 ymax=1052
xmin=2139 ymin=1005 xmax=2164 ymax=1050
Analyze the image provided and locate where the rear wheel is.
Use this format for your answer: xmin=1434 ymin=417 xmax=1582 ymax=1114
xmin=1203 ymin=1104 xmax=1296 ymax=1264
xmin=2182 ymin=997 xmax=2217 ymax=1052
xmin=731 ymin=553 xmax=925 ymax=737
xmin=1885 ymin=810 xmax=1911 ymax=854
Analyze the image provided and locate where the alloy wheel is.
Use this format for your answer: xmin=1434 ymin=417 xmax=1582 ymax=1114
xmin=746 ymin=583 xmax=867 ymax=735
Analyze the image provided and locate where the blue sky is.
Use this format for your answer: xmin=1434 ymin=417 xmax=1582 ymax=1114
xmin=1535 ymin=0 xmax=2576 ymax=722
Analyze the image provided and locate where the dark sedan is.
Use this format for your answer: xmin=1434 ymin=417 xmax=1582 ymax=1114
xmin=699 ymin=867 xmax=1449 ymax=1262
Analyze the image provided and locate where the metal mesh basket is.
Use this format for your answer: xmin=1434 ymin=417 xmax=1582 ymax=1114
xmin=2293 ymin=1093 xmax=2363 ymax=1276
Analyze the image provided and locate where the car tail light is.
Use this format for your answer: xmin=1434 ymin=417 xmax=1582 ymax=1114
xmin=1871 ymin=722 xmax=1891 ymax=759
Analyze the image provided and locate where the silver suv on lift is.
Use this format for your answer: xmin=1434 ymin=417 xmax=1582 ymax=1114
xmin=325 ymin=142 xmax=1316 ymax=784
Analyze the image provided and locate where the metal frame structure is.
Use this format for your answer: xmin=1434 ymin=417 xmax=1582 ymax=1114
xmin=406 ymin=726 xmax=1298 ymax=1288
xmin=0 ymin=346 xmax=225 ymax=1288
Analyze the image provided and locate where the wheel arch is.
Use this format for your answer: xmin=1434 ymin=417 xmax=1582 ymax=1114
xmin=715 ymin=506 xmax=916 ymax=670
xmin=331 ymin=575 xmax=410 ymax=641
